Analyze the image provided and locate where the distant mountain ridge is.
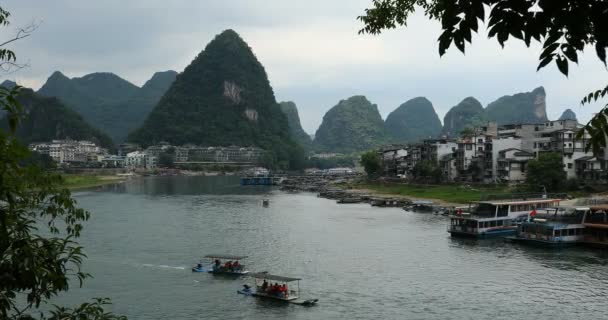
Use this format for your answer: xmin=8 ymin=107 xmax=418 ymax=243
xmin=310 ymin=86 xmax=570 ymax=150
xmin=439 ymin=86 xmax=551 ymax=138
xmin=37 ymin=70 xmax=177 ymax=143
xmin=484 ymin=86 xmax=547 ymax=125
xmin=1 ymin=89 xmax=114 ymax=148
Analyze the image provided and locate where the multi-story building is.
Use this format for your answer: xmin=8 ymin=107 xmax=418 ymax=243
xmin=378 ymin=119 xmax=607 ymax=184
xmin=186 ymin=146 xmax=264 ymax=163
xmin=309 ymin=153 xmax=344 ymax=159
xmin=379 ymin=145 xmax=408 ymax=177
xmin=29 ymin=140 xmax=104 ymax=165
xmin=439 ymin=153 xmax=458 ymax=181
xmin=174 ymin=146 xmax=191 ymax=162
xmin=125 ymin=151 xmax=156 ymax=169
xmin=101 ymin=155 xmax=126 ymax=168
xmin=497 ymin=148 xmax=534 ymax=182
xmin=575 ymin=156 xmax=607 ymax=181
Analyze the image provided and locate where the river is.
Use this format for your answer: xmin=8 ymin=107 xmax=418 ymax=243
xmin=50 ymin=176 xmax=608 ymax=319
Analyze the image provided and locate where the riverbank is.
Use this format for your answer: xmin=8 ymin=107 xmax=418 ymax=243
xmin=346 ymin=182 xmax=507 ymax=206
xmin=62 ymin=174 xmax=129 ymax=190
xmin=343 ymin=181 xmax=605 ymax=207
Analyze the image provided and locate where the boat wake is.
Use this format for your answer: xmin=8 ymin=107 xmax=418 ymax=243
xmin=141 ymin=263 xmax=186 ymax=270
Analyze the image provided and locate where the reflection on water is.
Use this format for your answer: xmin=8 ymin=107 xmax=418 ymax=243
xmin=95 ymin=176 xmax=273 ymax=195
xmin=57 ymin=176 xmax=608 ymax=320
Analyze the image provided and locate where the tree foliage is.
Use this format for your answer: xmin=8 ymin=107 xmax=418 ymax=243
xmin=460 ymin=127 xmax=475 ymax=138
xmin=578 ymin=84 xmax=608 ymax=153
xmin=411 ymin=160 xmax=443 ymax=183
xmin=360 ymin=151 xmax=382 ymax=176
xmin=358 ymin=0 xmax=608 ymax=153
xmin=158 ymin=147 xmax=175 ymax=168
xmin=525 ymin=152 xmax=566 ymax=192
xmin=467 ymin=161 xmax=482 ymax=182
xmin=0 ymin=6 xmax=124 ymax=319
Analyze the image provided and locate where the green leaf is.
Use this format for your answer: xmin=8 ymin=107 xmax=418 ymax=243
xmin=597 ymin=43 xmax=607 ymax=65
xmin=563 ymin=45 xmax=578 ymax=63
xmin=541 ymin=42 xmax=560 ymax=57
xmin=537 ymin=54 xmax=553 ymax=71
xmin=556 ymin=56 xmax=568 ymax=76
xmin=438 ymin=31 xmax=452 ymax=56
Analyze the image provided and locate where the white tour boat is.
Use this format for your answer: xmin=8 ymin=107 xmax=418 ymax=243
xmin=448 ymin=198 xmax=562 ymax=238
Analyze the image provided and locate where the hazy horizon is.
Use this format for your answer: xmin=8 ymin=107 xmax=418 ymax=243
xmin=2 ymin=0 xmax=606 ymax=134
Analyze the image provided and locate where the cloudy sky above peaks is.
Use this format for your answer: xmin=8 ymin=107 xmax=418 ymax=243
xmin=2 ymin=0 xmax=607 ymax=134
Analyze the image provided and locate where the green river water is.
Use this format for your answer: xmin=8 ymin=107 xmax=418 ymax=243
xmin=47 ymin=176 xmax=608 ymax=319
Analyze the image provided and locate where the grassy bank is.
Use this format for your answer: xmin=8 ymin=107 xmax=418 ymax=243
xmin=352 ymin=182 xmax=509 ymax=204
xmin=62 ymin=174 xmax=126 ymax=190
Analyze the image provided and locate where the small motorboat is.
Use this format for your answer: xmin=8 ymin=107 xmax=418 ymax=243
xmin=237 ymin=284 xmax=254 ymax=296
xmin=404 ymin=200 xmax=435 ymax=213
xmin=337 ymin=197 xmax=363 ymax=204
xmin=238 ymin=272 xmax=318 ymax=307
xmin=192 ymin=254 xmax=249 ymax=275
xmin=192 ymin=264 xmax=209 ymax=272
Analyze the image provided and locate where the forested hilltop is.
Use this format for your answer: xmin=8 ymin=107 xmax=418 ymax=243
xmin=128 ymin=30 xmax=302 ymax=169
xmin=441 ymin=97 xmax=485 ymax=137
xmin=37 ymin=70 xmax=176 ymax=142
xmin=484 ymin=86 xmax=548 ymax=125
xmin=279 ymin=101 xmax=312 ymax=151
xmin=385 ymin=97 xmax=442 ymax=143
xmin=313 ymin=95 xmax=388 ymax=153
xmin=1 ymin=89 xmax=114 ymax=149
xmin=310 ymin=86 xmax=569 ymax=149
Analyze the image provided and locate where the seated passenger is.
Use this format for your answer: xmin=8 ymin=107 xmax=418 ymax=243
xmin=277 ymin=284 xmax=286 ymax=298
xmin=261 ymin=280 xmax=268 ymax=291
xmin=269 ymin=283 xmax=277 ymax=294
xmin=232 ymin=261 xmax=241 ymax=271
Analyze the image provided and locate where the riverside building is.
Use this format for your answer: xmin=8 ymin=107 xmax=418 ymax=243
xmin=379 ymin=120 xmax=607 ymax=183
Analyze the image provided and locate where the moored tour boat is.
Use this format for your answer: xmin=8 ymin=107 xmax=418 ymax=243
xmin=505 ymin=207 xmax=588 ymax=247
xmin=448 ymin=198 xmax=562 ymax=238
xmin=582 ymin=205 xmax=608 ymax=249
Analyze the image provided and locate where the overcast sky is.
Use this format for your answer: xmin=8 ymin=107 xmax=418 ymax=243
xmin=2 ymin=0 xmax=607 ymax=134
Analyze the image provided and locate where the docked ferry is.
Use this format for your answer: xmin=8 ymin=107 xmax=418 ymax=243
xmin=448 ymin=198 xmax=561 ymax=238
xmin=505 ymin=207 xmax=588 ymax=247
xmin=582 ymin=205 xmax=608 ymax=248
